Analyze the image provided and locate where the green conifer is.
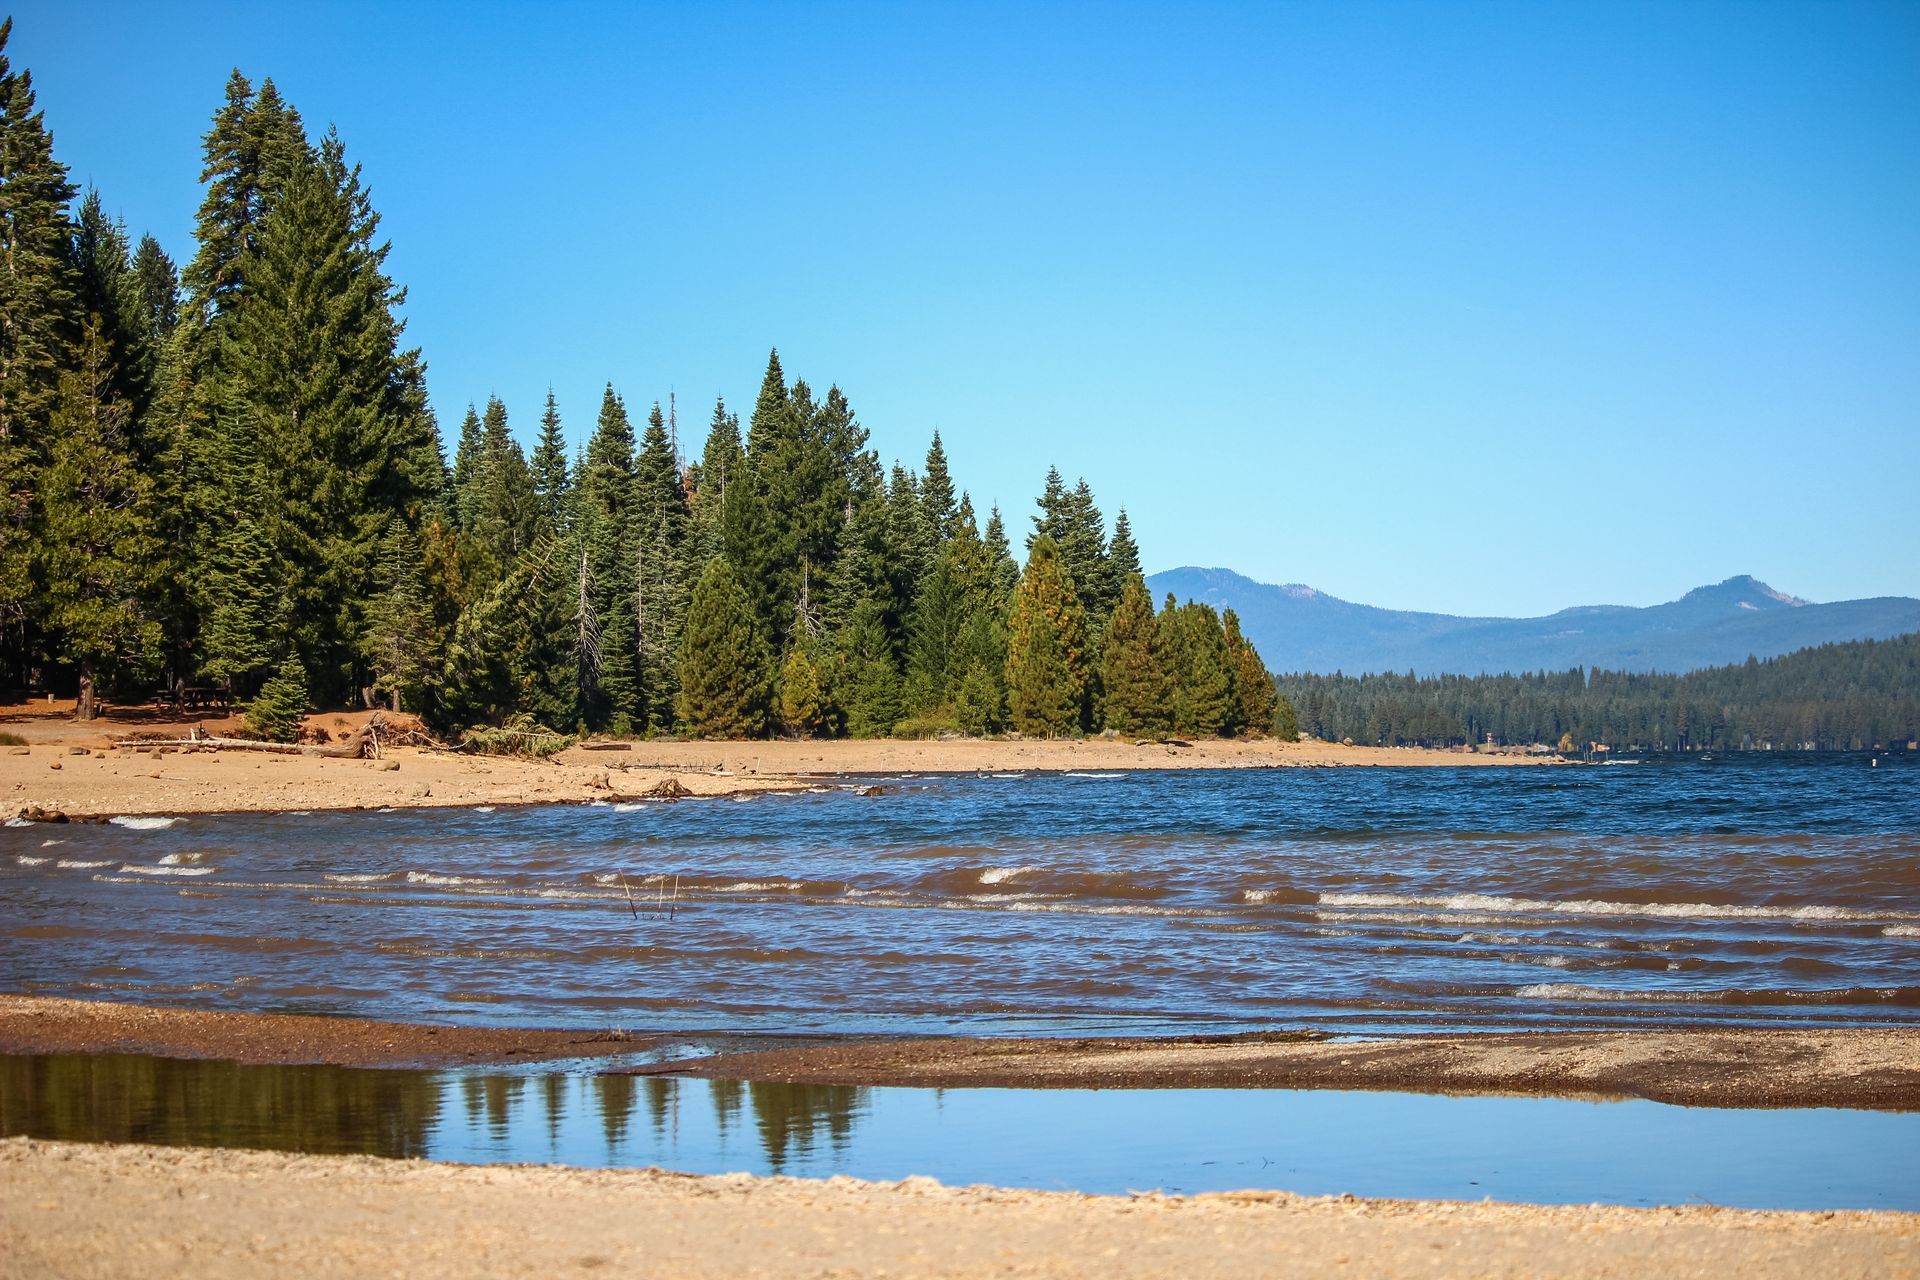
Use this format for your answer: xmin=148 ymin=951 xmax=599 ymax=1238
xmin=1100 ymin=576 xmax=1169 ymax=735
xmin=777 ymin=646 xmax=823 ymax=737
xmin=1223 ymin=607 xmax=1275 ymax=736
xmin=245 ymin=653 xmax=309 ymax=742
xmin=632 ymin=400 xmax=691 ymax=732
xmin=677 ymin=557 xmax=769 ymax=738
xmin=1004 ymin=536 xmax=1088 ymax=736
xmin=920 ymin=431 xmax=956 ymax=542
xmin=362 ymin=516 xmax=434 ymax=711
xmin=37 ymin=323 xmax=165 ymax=719
xmin=529 ymin=389 xmax=570 ymax=537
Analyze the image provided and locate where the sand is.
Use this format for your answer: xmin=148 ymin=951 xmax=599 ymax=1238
xmin=636 ymin=1025 xmax=1920 ymax=1111
xmin=3 ymin=1137 xmax=1913 ymax=1280
xmin=1 ymin=698 xmax=1553 ymax=820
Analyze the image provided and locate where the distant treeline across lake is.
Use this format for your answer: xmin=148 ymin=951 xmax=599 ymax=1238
xmin=1279 ymin=632 xmax=1919 ymax=751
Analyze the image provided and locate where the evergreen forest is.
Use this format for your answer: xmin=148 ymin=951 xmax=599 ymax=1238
xmin=0 ymin=33 xmax=1284 ymax=742
xmin=1279 ymin=633 xmax=1920 ymax=753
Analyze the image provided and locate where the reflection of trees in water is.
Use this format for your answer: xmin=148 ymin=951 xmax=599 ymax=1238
xmin=748 ymin=1081 xmax=864 ymax=1171
xmin=542 ymin=1074 xmax=567 ymax=1148
xmin=0 ymin=1053 xmax=441 ymax=1158
xmin=643 ymin=1076 xmax=677 ymax=1141
xmin=710 ymin=1078 xmax=744 ymax=1137
xmin=593 ymin=1073 xmax=635 ymax=1155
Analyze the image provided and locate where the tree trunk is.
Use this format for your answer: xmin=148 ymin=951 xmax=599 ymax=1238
xmin=76 ymin=660 xmax=97 ymax=721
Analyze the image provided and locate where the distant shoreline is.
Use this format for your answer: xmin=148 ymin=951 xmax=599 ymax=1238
xmin=1 ymin=702 xmax=1559 ymax=821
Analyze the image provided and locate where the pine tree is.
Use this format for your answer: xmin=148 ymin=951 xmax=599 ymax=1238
xmin=1273 ymin=692 xmax=1300 ymax=742
xmin=37 ymin=322 xmax=164 ymax=719
xmin=1004 ymin=535 xmax=1088 ymax=736
xmin=245 ymin=652 xmax=309 ymax=742
xmin=983 ymin=504 xmax=1019 ymax=606
xmin=729 ymin=349 xmax=799 ymax=645
xmin=777 ymin=645 xmax=823 ymax=737
xmin=0 ymin=21 xmax=79 ymax=681
xmin=1100 ymin=576 xmax=1169 ymax=736
xmin=224 ymin=128 xmax=440 ymax=701
xmin=529 ymin=389 xmax=570 ymax=537
xmin=904 ymin=547 xmax=968 ymax=711
xmin=677 ymin=557 xmax=769 ymax=738
xmin=449 ymin=404 xmax=485 ymax=528
xmin=1160 ymin=600 xmax=1234 ymax=736
xmin=197 ymin=487 xmax=285 ymax=696
xmin=73 ymin=191 xmax=153 ymax=415
xmin=632 ymin=400 xmax=690 ymax=732
xmin=1223 ymin=607 xmax=1275 ymax=736
xmin=1108 ymin=509 xmax=1142 ymax=585
xmin=920 ymin=430 xmax=956 ymax=542
xmin=578 ymin=384 xmax=637 ymax=727
xmin=475 ymin=395 xmax=535 ymax=569
xmin=362 ymin=516 xmax=434 ymax=711
xmin=841 ymin=597 xmax=905 ymax=737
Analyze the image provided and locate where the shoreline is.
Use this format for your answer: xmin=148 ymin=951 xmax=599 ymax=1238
xmin=2 ymin=700 xmax=1557 ymax=820
xmin=4 ymin=997 xmax=1916 ymax=1110
xmin=4 ymin=1138 xmax=1913 ymax=1280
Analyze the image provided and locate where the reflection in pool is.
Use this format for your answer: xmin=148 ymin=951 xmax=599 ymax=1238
xmin=1 ymin=1052 xmax=1914 ymax=1210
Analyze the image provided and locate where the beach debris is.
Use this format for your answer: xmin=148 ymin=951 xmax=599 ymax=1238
xmin=377 ymin=759 xmax=400 ymax=772
xmin=65 ymin=745 xmax=87 ymax=756
xmin=641 ymin=777 xmax=694 ymax=801
xmin=117 ymin=713 xmax=390 ymax=760
xmin=579 ymin=740 xmax=632 ymax=751
xmin=458 ymin=715 xmax=575 ymax=758
xmin=18 ymin=804 xmax=67 ymax=823
xmin=6 ymin=746 xmax=28 ymax=755
xmin=857 ymin=784 xmax=892 ymax=797
xmin=586 ymin=770 xmax=613 ymax=791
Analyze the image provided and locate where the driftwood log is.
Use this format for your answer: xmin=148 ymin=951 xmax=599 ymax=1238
xmin=119 ymin=713 xmax=389 ymax=759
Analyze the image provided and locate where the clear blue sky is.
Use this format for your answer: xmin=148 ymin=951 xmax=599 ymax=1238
xmin=13 ymin=1 xmax=1919 ymax=616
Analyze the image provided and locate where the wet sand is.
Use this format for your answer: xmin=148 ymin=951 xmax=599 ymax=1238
xmin=5 ymin=997 xmax=1916 ymax=1110
xmin=0 ymin=996 xmax=659 ymax=1069
xmin=4 ymin=1137 xmax=1913 ymax=1280
xmin=635 ymin=1026 xmax=1920 ymax=1111
xmin=2 ymin=699 xmax=1553 ymax=820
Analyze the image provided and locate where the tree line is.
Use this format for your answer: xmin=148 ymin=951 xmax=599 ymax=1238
xmin=0 ymin=29 xmax=1289 ymax=742
xmin=1277 ymin=632 xmax=1920 ymax=752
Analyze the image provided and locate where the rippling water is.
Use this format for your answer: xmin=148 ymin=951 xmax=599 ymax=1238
xmin=2 ymin=756 xmax=1916 ymax=1034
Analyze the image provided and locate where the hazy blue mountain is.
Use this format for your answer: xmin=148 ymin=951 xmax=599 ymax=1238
xmin=1144 ymin=568 xmax=1920 ymax=676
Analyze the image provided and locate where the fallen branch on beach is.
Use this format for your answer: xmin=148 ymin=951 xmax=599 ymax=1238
xmin=113 ymin=713 xmax=390 ymax=760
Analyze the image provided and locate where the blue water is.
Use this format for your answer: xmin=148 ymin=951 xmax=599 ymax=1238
xmin=3 ymin=755 xmax=1916 ymax=1034
xmin=2 ymin=1052 xmax=1913 ymax=1210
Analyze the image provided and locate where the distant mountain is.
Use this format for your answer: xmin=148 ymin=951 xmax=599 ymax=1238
xmin=1144 ymin=568 xmax=1920 ymax=676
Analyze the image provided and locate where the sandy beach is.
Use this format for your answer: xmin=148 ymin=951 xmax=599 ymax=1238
xmin=4 ymin=1137 xmax=1913 ymax=1280
xmin=1 ymin=699 xmax=1552 ymax=820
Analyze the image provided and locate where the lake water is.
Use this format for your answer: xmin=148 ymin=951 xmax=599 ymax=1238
xmin=2 ymin=756 xmax=1916 ymax=1035
xmin=2 ymin=1051 xmax=1913 ymax=1210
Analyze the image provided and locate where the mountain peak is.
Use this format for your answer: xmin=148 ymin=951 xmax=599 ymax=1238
xmin=1680 ymin=575 xmax=1807 ymax=610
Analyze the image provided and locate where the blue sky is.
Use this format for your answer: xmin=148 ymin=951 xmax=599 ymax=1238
xmin=13 ymin=1 xmax=1918 ymax=615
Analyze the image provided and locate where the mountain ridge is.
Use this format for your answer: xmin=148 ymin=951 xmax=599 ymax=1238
xmin=1143 ymin=568 xmax=1920 ymax=676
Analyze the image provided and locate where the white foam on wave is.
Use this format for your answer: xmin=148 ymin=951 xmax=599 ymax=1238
xmin=473 ymin=805 xmax=496 ymax=813
xmin=39 ymin=838 xmax=65 ymax=847
xmin=56 ymin=859 xmax=110 ymax=869
xmin=1885 ymin=925 xmax=1920 ymax=939
xmin=324 ymin=872 xmax=395 ymax=884
xmin=980 ymin=866 xmax=1039 ymax=885
xmin=612 ymin=803 xmax=654 ymax=813
xmin=117 ymin=864 xmax=214 ymax=877
xmin=1063 ymin=772 xmax=1124 ymax=779
xmin=1317 ymin=891 xmax=1912 ymax=925
xmin=405 ymin=871 xmax=503 ymax=887
xmin=4 ymin=817 xmax=32 ymax=828
xmin=109 ymin=815 xmax=180 ymax=830
xmin=989 ymin=773 xmax=1025 ymax=779
xmin=158 ymin=852 xmax=210 ymax=866
xmin=15 ymin=855 xmax=48 ymax=866
xmin=713 ymin=879 xmax=808 ymax=893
